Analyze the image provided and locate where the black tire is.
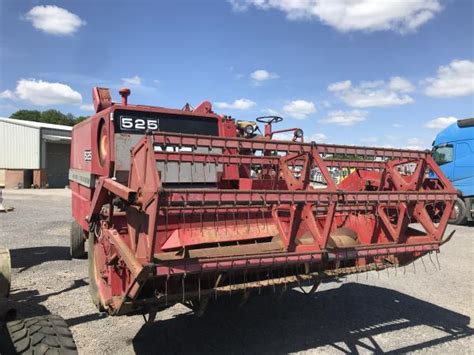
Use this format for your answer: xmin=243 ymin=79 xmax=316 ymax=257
xmin=1 ymin=315 xmax=77 ymax=354
xmin=88 ymin=232 xmax=105 ymax=312
xmin=449 ymin=197 xmax=468 ymax=225
xmin=70 ymin=221 xmax=86 ymax=259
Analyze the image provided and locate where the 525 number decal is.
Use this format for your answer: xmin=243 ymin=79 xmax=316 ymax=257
xmin=119 ymin=116 xmax=159 ymax=131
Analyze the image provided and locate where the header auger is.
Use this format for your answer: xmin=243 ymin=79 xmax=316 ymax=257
xmin=70 ymin=87 xmax=456 ymax=317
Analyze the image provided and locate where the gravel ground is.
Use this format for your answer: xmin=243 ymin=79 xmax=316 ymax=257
xmin=0 ymin=189 xmax=473 ymax=354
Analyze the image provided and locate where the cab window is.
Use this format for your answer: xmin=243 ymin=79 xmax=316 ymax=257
xmin=432 ymin=144 xmax=453 ymax=165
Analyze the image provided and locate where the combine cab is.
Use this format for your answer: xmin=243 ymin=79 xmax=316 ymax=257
xmin=70 ymin=87 xmax=456 ymax=317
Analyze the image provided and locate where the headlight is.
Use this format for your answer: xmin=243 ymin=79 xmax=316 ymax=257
xmin=294 ymin=129 xmax=304 ymax=138
xmin=244 ymin=124 xmax=255 ymax=135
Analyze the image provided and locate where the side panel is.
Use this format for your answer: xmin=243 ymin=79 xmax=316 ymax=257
xmin=71 ymin=181 xmax=92 ymax=230
xmin=70 ymin=112 xmax=112 ymax=225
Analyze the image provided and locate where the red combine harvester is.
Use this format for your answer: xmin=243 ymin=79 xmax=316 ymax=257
xmin=69 ymin=87 xmax=456 ymax=317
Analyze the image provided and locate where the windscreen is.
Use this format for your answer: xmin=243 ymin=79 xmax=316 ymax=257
xmin=432 ymin=145 xmax=454 ymax=166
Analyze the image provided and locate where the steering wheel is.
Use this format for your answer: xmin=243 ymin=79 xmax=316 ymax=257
xmin=256 ymin=116 xmax=284 ymax=124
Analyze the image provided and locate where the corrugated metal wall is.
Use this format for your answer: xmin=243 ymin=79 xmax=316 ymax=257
xmin=0 ymin=121 xmax=40 ymax=169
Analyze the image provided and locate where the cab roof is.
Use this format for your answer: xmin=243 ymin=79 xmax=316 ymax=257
xmin=433 ymin=119 xmax=474 ymax=146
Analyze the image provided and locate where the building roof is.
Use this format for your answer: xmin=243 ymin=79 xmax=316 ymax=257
xmin=0 ymin=117 xmax=73 ymax=131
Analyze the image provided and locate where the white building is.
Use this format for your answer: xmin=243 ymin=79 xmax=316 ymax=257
xmin=0 ymin=117 xmax=72 ymax=188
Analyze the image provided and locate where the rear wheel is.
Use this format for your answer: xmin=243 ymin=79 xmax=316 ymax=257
xmin=1 ymin=315 xmax=77 ymax=355
xmin=70 ymin=221 xmax=86 ymax=259
xmin=449 ymin=197 xmax=468 ymax=225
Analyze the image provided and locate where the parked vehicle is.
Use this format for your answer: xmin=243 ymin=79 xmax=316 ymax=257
xmin=431 ymin=118 xmax=474 ymax=224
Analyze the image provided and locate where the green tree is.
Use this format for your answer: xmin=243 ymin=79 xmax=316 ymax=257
xmin=10 ymin=110 xmax=42 ymax=122
xmin=9 ymin=109 xmax=89 ymax=126
xmin=41 ymin=109 xmax=70 ymax=125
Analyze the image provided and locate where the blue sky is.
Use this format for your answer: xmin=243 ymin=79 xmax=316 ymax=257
xmin=0 ymin=0 xmax=473 ymax=149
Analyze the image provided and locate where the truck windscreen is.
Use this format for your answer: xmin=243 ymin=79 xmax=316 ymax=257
xmin=432 ymin=144 xmax=453 ymax=165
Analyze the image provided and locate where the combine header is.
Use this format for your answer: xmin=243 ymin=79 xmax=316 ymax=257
xmin=70 ymin=87 xmax=456 ymax=317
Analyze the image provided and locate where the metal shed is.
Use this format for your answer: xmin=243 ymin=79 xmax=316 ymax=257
xmin=0 ymin=117 xmax=72 ymax=188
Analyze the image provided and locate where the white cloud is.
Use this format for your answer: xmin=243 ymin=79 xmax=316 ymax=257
xmin=405 ymin=137 xmax=427 ymax=150
xmin=261 ymin=108 xmax=279 ymax=115
xmin=425 ymin=116 xmax=458 ymax=129
xmin=327 ymin=77 xmax=415 ymax=108
xmin=0 ymin=90 xmax=16 ymax=100
xmin=215 ymin=98 xmax=256 ymax=110
xmin=14 ymin=79 xmax=82 ymax=106
xmin=319 ymin=110 xmax=367 ymax=126
xmin=392 ymin=123 xmax=403 ymax=128
xmin=79 ymin=104 xmax=95 ymax=112
xmin=272 ymin=132 xmax=294 ymax=141
xmin=328 ymin=80 xmax=351 ymax=92
xmin=122 ymin=75 xmax=142 ymax=86
xmin=423 ymin=60 xmax=474 ymax=97
xmin=250 ymin=69 xmax=279 ymax=82
xmin=273 ymin=131 xmax=327 ymax=142
xmin=25 ymin=5 xmax=85 ymax=36
xmin=229 ymin=0 xmax=442 ymax=33
xmin=307 ymin=133 xmax=327 ymax=142
xmin=283 ymin=100 xmax=316 ymax=119
xmin=388 ymin=76 xmax=415 ymax=93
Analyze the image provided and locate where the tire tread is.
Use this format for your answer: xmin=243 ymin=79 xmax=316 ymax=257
xmin=4 ymin=315 xmax=78 ymax=354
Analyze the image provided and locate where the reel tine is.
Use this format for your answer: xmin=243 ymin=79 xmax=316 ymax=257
xmin=198 ymin=273 xmax=201 ymax=301
xmin=182 ymin=273 xmax=187 ymax=303
xmin=421 ymin=255 xmax=427 ymax=273
xmin=436 ymin=251 xmax=441 ymax=271
xmin=247 ymin=201 xmax=251 ymax=233
xmin=355 ymin=259 xmax=359 ymax=282
xmin=257 ymin=268 xmax=262 ymax=295
xmin=165 ymin=274 xmax=169 ymax=306
xmin=428 ymin=252 xmax=437 ymax=271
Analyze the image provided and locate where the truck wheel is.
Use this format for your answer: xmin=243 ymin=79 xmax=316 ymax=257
xmin=70 ymin=221 xmax=86 ymax=259
xmin=449 ymin=197 xmax=468 ymax=225
xmin=1 ymin=315 xmax=77 ymax=355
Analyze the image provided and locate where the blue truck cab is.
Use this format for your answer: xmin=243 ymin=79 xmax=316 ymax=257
xmin=431 ymin=118 xmax=474 ymax=224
